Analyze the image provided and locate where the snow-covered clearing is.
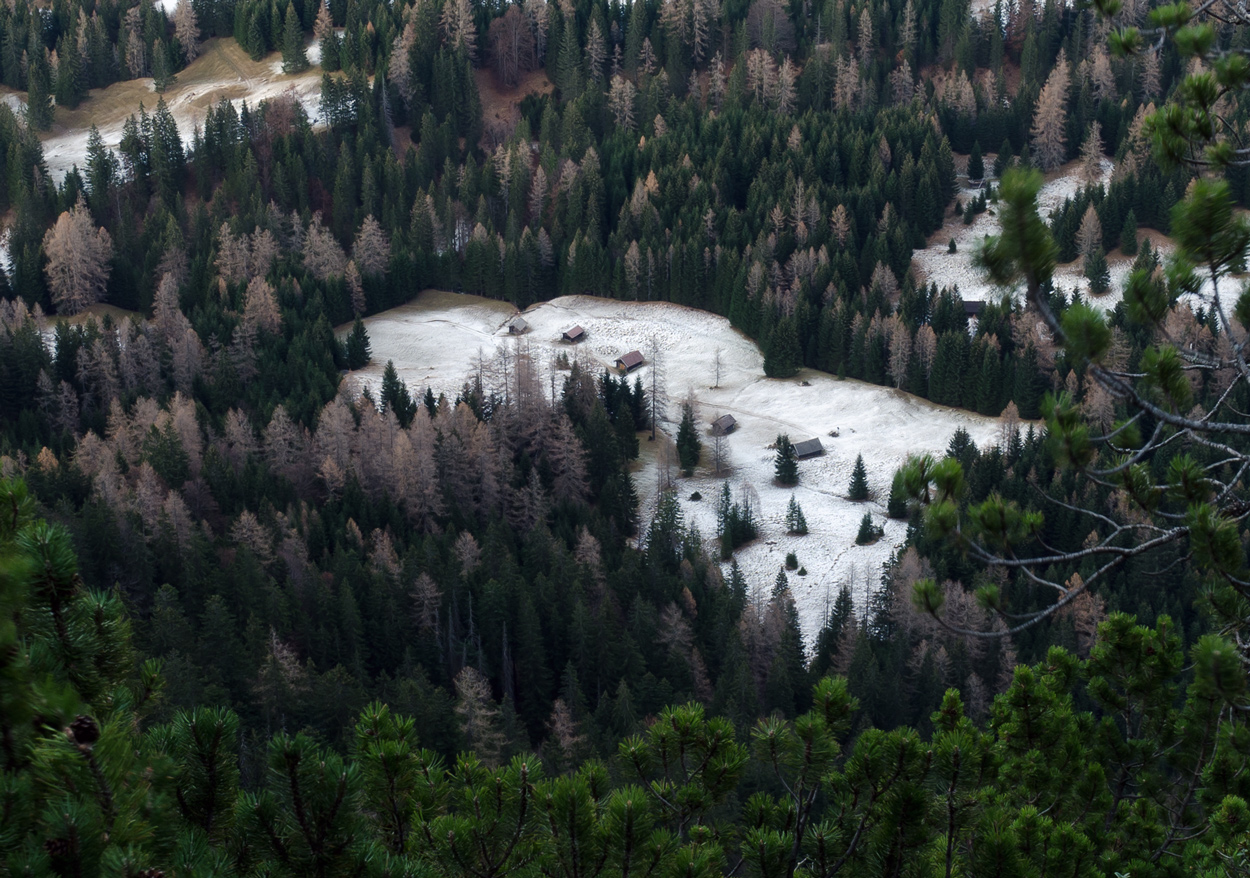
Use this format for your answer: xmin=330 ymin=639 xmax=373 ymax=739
xmin=35 ymin=38 xmax=325 ymax=183
xmin=345 ymin=291 xmax=1006 ymax=643
xmin=912 ymin=157 xmax=1176 ymax=313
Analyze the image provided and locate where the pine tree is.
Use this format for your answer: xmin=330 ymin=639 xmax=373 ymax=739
xmin=967 ymin=141 xmax=984 ymax=182
xmin=25 ymin=50 xmax=54 ymax=130
xmin=764 ymin=317 xmax=802 ymax=378
xmin=1119 ymin=209 xmax=1138 ymax=255
xmin=282 ymin=2 xmax=309 ymax=73
xmin=774 ymin=434 xmax=798 ymax=485
xmin=380 ymin=360 xmax=417 ymax=426
xmin=1084 ymin=247 xmax=1110 ymax=295
xmin=848 ymin=453 xmax=870 ymax=500
xmin=887 ymin=470 xmax=909 ymax=518
xmin=993 ymin=138 xmax=1013 ymax=176
xmin=676 ymin=402 xmax=701 ymax=476
xmin=345 ymin=316 xmax=371 ymax=369
xmin=855 ymin=511 xmax=879 ymax=544
xmin=152 ymin=40 xmax=176 ymax=93
xmin=785 ymin=494 xmax=808 ymax=534
xmin=316 ymin=2 xmax=340 ymax=71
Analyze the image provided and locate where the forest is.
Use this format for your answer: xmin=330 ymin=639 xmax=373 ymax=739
xmin=2 ymin=0 xmax=1250 ymax=870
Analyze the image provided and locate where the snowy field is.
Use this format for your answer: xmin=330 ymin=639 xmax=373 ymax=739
xmin=345 ymin=291 xmax=1007 ymax=643
xmin=913 ymin=157 xmax=1176 ymax=313
xmin=31 ymin=38 xmax=326 ymax=183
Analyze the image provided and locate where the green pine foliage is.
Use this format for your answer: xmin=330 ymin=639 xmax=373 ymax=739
xmin=4 ymin=505 xmax=1247 ymax=876
xmin=774 ymin=434 xmax=798 ymax=486
xmin=0 ymin=2 xmax=1245 ymax=871
xmin=1085 ymin=247 xmax=1110 ymax=296
xmin=764 ymin=317 xmax=802 ymax=379
xmin=785 ymin=494 xmax=808 ymax=534
xmin=1120 ymin=209 xmax=1139 ymax=255
xmin=345 ymin=316 xmax=371 ymax=368
xmin=716 ymin=482 xmax=758 ymax=559
xmin=848 ymin=453 xmax=870 ymax=500
xmin=968 ymin=141 xmax=985 ymax=181
xmin=281 ymin=1 xmax=309 ymax=73
xmin=887 ymin=470 xmax=909 ymax=518
xmin=855 ymin=511 xmax=881 ymax=544
xmin=676 ymin=402 xmax=701 ymax=476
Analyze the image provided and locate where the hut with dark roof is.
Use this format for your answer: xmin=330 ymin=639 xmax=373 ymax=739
xmin=616 ymin=350 xmax=644 ymax=372
xmin=793 ymin=438 xmax=824 ymax=459
xmin=711 ymin=414 xmax=737 ymax=435
xmin=563 ymin=325 xmax=586 ymax=342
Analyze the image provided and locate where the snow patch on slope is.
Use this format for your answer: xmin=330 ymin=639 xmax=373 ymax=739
xmin=347 ymin=292 xmax=1007 ymax=644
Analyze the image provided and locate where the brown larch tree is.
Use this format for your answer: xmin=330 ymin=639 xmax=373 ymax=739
xmin=43 ymin=194 xmax=113 ymax=315
xmin=174 ymin=0 xmax=199 ymax=63
xmin=302 ymin=213 xmax=347 ymax=279
xmin=1030 ymin=53 xmax=1071 ymax=170
xmin=352 ymin=215 xmax=391 ymax=276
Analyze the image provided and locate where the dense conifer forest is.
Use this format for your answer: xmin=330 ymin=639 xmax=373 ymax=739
xmin=3 ymin=0 xmax=1250 ymax=870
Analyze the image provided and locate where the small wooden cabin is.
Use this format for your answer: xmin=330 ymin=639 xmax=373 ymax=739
xmin=963 ymin=301 xmax=985 ymax=318
xmin=711 ymin=414 xmax=737 ymax=435
xmin=509 ymin=316 xmax=530 ymax=334
xmin=793 ymin=438 xmax=824 ymax=459
xmin=616 ymin=350 xmax=644 ymax=372
xmin=563 ymin=325 xmax=586 ymax=342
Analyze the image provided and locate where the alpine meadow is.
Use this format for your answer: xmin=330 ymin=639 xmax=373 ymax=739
xmin=3 ymin=0 xmax=1250 ymax=872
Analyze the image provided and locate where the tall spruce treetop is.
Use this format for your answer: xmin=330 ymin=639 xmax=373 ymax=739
xmin=774 ymin=434 xmax=798 ymax=485
xmin=848 ymin=453 xmax=869 ymax=501
xmin=281 ymin=1 xmax=309 ymax=74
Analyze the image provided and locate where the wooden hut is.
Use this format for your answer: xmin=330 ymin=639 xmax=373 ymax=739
xmin=616 ymin=350 xmax=644 ymax=372
xmin=711 ymin=414 xmax=737 ymax=435
xmin=793 ymin=438 xmax=824 ymax=459
xmin=509 ymin=316 xmax=530 ymax=334
xmin=563 ymin=325 xmax=586 ymax=342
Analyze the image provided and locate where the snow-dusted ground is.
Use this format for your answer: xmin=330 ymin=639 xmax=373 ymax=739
xmin=913 ymin=157 xmax=1172 ymax=312
xmin=346 ymin=292 xmax=1006 ymax=643
xmin=36 ymin=38 xmax=325 ymax=182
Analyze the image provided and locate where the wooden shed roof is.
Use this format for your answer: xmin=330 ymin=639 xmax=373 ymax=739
xmin=616 ymin=350 xmax=644 ymax=370
xmin=563 ymin=325 xmax=585 ymax=341
xmin=793 ymin=438 xmax=824 ymax=459
xmin=712 ymin=414 xmax=736 ymax=434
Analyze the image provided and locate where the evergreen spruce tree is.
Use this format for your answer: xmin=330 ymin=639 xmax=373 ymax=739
xmin=380 ymin=360 xmax=416 ymax=426
xmin=282 ymin=2 xmax=310 ymax=73
xmin=774 ymin=434 xmax=798 ymax=485
xmin=887 ymin=470 xmax=908 ymax=518
xmin=855 ymin=512 xmax=879 ymax=544
xmin=785 ymin=494 xmax=808 ymax=534
xmin=763 ymin=317 xmax=802 ymax=378
xmin=1119 ymin=209 xmax=1138 ymax=255
xmin=848 ymin=453 xmax=870 ymax=500
xmin=25 ymin=53 xmax=54 ymax=130
xmin=1084 ymin=247 xmax=1110 ymax=295
xmin=345 ymin=315 xmax=371 ymax=368
xmin=152 ymin=40 xmax=176 ymax=92
xmin=993 ymin=138 xmax=1013 ymax=176
xmin=968 ymin=141 xmax=984 ymax=181
xmin=675 ymin=402 xmax=701 ymax=476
